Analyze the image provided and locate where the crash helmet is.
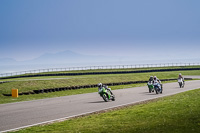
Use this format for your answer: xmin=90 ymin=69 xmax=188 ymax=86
xmin=154 ymin=76 xmax=157 ymax=80
xmin=179 ymin=73 xmax=182 ymax=76
xmin=98 ymin=83 xmax=102 ymax=87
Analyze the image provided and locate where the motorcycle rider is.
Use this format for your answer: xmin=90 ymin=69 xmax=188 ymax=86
xmin=148 ymin=76 xmax=154 ymax=92
xmin=153 ymin=76 xmax=159 ymax=83
xmin=153 ymin=76 xmax=163 ymax=90
xmin=98 ymin=83 xmax=113 ymax=95
xmin=149 ymin=76 xmax=153 ymax=82
xmin=178 ymin=73 xmax=185 ymax=83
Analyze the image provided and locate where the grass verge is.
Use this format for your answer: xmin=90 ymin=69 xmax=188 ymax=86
xmin=0 ymin=69 xmax=199 ymax=104
xmin=1 ymin=70 xmax=200 ymax=93
xmin=12 ymin=88 xmax=200 ymax=133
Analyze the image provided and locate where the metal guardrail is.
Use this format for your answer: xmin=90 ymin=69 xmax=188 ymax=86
xmin=1 ymin=67 xmax=200 ymax=80
xmin=0 ymin=62 xmax=200 ymax=78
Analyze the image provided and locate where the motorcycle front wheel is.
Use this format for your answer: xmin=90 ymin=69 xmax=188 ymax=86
xmin=102 ymin=94 xmax=109 ymax=102
xmin=179 ymin=82 xmax=182 ymax=88
xmin=149 ymin=87 xmax=151 ymax=93
xmin=155 ymin=88 xmax=158 ymax=94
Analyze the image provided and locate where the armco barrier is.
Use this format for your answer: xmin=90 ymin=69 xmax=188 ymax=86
xmin=0 ymin=68 xmax=199 ymax=80
xmin=1 ymin=62 xmax=200 ymax=78
xmin=2 ymin=78 xmax=192 ymax=96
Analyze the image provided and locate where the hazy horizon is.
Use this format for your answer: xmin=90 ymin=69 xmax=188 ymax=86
xmin=1 ymin=57 xmax=200 ymax=73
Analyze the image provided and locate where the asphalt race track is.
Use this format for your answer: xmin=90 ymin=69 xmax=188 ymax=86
xmin=1 ymin=80 xmax=200 ymax=132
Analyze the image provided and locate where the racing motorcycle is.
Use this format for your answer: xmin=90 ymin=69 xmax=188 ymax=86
xmin=178 ymin=78 xmax=184 ymax=88
xmin=153 ymin=82 xmax=162 ymax=94
xmin=98 ymin=86 xmax=115 ymax=102
xmin=147 ymin=81 xmax=154 ymax=93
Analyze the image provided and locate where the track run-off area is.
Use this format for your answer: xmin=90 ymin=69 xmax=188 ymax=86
xmin=1 ymin=79 xmax=200 ymax=132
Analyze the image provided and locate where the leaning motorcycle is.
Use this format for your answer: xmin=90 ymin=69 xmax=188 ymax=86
xmin=147 ymin=81 xmax=154 ymax=93
xmin=178 ymin=78 xmax=184 ymax=88
xmin=98 ymin=87 xmax=115 ymax=102
xmin=153 ymin=82 xmax=162 ymax=94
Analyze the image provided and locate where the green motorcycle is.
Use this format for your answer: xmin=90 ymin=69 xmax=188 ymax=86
xmin=98 ymin=87 xmax=115 ymax=102
xmin=147 ymin=81 xmax=154 ymax=93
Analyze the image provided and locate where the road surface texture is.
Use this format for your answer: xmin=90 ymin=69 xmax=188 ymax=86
xmin=184 ymin=75 xmax=200 ymax=79
xmin=1 ymin=80 xmax=200 ymax=132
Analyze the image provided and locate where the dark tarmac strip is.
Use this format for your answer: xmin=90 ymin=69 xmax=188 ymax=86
xmin=1 ymin=80 xmax=200 ymax=132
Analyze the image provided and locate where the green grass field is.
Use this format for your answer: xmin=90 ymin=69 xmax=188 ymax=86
xmin=0 ymin=67 xmax=200 ymax=104
xmin=12 ymin=88 xmax=200 ymax=133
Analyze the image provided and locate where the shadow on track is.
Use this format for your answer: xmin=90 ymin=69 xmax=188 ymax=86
xmin=139 ymin=92 xmax=158 ymax=95
xmin=88 ymin=101 xmax=105 ymax=103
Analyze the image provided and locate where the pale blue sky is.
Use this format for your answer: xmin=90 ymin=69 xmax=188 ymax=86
xmin=0 ymin=0 xmax=200 ymax=61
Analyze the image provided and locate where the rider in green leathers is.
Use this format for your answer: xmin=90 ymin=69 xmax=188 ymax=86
xmin=98 ymin=83 xmax=113 ymax=95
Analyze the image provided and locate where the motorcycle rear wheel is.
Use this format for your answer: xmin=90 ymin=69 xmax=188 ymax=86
xmin=111 ymin=95 xmax=115 ymax=101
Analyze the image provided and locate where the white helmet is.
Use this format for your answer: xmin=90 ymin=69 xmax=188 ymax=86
xmin=98 ymin=83 xmax=102 ymax=87
xmin=179 ymin=73 xmax=182 ymax=76
xmin=154 ymin=76 xmax=157 ymax=79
